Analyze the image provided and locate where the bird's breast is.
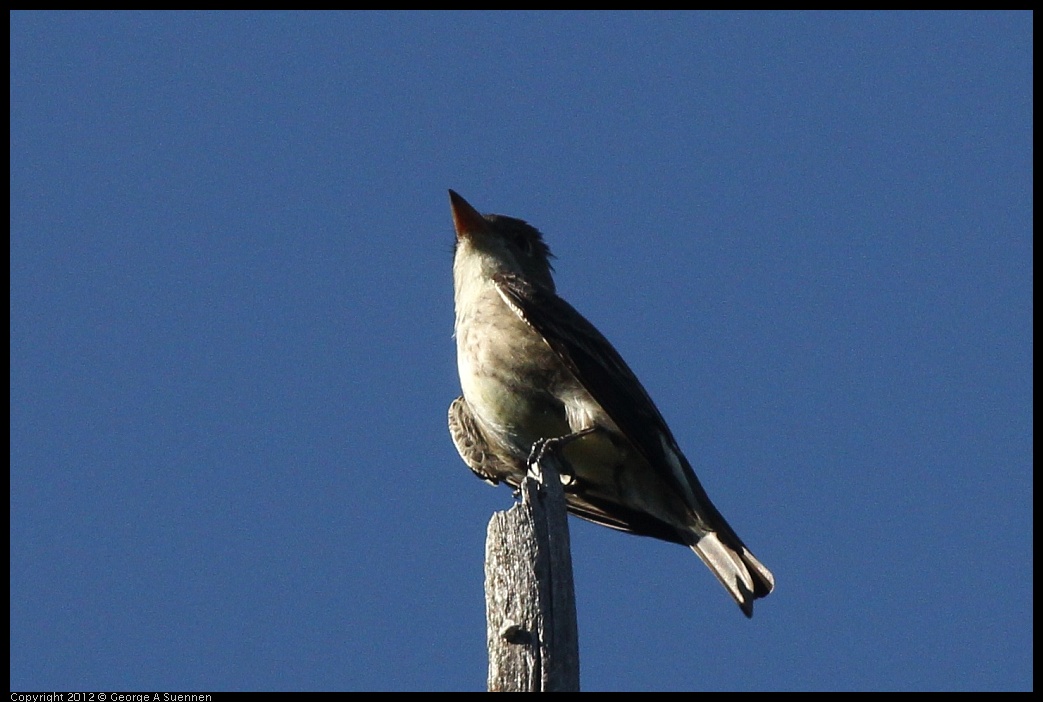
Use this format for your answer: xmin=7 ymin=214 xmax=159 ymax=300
xmin=455 ymin=290 xmax=574 ymax=449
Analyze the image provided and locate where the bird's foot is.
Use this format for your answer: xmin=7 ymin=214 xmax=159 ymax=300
xmin=525 ymin=428 xmax=597 ymax=488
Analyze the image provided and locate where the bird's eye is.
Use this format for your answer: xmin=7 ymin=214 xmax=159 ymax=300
xmin=515 ymin=235 xmax=533 ymax=256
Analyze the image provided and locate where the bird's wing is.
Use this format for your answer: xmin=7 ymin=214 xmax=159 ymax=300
xmin=494 ymin=273 xmax=775 ymax=608
xmin=448 ymin=396 xmax=512 ymax=486
xmin=492 ymin=273 xmax=697 ymax=496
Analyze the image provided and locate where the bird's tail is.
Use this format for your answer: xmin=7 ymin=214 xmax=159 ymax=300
xmin=687 ymin=530 xmax=774 ymax=618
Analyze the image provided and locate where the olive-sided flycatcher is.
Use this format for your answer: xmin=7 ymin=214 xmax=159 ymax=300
xmin=447 ymin=190 xmax=773 ymax=617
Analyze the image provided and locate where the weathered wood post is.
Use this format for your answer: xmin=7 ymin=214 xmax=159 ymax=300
xmin=483 ymin=449 xmax=580 ymax=692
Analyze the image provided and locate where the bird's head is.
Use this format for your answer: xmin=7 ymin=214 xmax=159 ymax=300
xmin=450 ymin=190 xmax=556 ymax=292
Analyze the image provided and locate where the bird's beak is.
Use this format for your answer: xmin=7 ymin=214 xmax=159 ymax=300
xmin=449 ymin=190 xmax=490 ymax=242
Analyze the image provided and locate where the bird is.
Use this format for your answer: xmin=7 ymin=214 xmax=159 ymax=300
xmin=446 ymin=190 xmax=773 ymax=617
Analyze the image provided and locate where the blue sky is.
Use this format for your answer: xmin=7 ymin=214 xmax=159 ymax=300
xmin=10 ymin=11 xmax=1032 ymax=692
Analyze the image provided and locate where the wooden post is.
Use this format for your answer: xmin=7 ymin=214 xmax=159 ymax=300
xmin=484 ymin=450 xmax=580 ymax=692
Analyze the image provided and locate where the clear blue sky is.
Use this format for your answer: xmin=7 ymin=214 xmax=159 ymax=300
xmin=10 ymin=11 xmax=1032 ymax=692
